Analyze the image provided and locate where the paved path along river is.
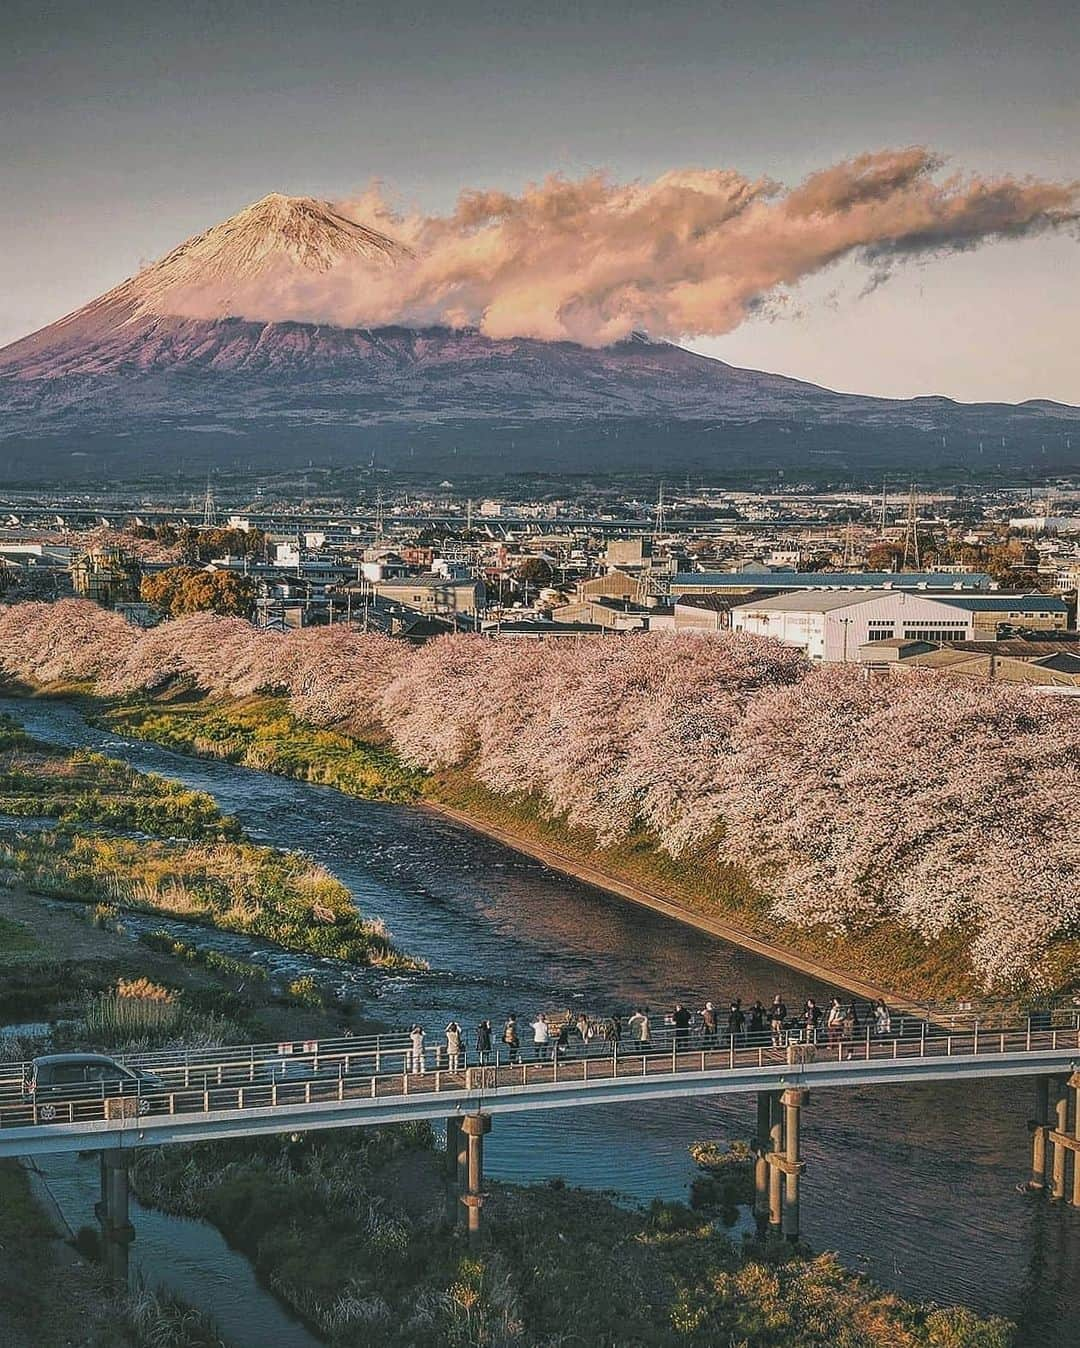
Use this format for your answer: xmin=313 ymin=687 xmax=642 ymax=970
xmin=3 ymin=697 xmax=1076 ymax=1346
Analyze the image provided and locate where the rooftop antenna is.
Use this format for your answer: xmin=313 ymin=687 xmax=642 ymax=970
xmin=901 ymin=483 xmax=921 ymax=570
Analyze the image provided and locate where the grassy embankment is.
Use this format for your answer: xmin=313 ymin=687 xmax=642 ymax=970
xmin=130 ymin=1127 xmax=1011 ymax=1348
xmin=88 ymin=690 xmax=1067 ymax=1004
xmin=0 ymin=712 xmax=419 ymax=974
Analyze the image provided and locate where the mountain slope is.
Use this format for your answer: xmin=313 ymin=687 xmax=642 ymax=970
xmin=1 ymin=194 xmax=1078 ymax=481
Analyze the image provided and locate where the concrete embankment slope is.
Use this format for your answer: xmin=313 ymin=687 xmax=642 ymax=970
xmin=423 ymin=800 xmax=930 ymax=1019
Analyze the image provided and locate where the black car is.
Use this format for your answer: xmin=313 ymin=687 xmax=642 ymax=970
xmin=23 ymin=1053 xmax=165 ymax=1120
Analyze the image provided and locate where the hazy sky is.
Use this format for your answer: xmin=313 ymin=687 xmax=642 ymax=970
xmin=2 ymin=0 xmax=1078 ymax=402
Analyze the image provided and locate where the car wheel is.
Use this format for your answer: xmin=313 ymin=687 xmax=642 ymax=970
xmin=39 ymin=1103 xmax=57 ymax=1121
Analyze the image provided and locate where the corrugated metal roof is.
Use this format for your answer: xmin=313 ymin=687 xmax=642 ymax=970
xmin=731 ymin=590 xmax=971 ymax=614
xmin=941 ymin=595 xmax=1068 ymax=612
xmin=670 ymin=571 xmax=992 ymax=590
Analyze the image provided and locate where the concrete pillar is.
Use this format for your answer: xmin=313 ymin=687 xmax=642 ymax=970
xmin=1050 ymin=1079 xmax=1069 ymax=1201
xmin=446 ymin=1117 xmax=461 ymax=1178
xmin=1029 ymin=1077 xmax=1050 ymax=1190
xmin=754 ymin=1091 xmax=771 ymax=1230
xmin=455 ymin=1116 xmax=470 ymax=1230
xmin=781 ymin=1088 xmax=808 ymax=1243
xmin=445 ymin=1117 xmax=462 ymax=1224
xmin=97 ymin=1149 xmax=134 ymax=1287
xmin=460 ymin=1113 xmax=491 ymax=1240
xmin=768 ymin=1092 xmax=783 ymax=1232
xmin=1071 ymin=1072 xmax=1080 ymax=1208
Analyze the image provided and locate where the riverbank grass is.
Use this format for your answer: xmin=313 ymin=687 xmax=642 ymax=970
xmin=131 ymin=1130 xmax=1013 ymax=1348
xmin=88 ymin=690 xmax=1027 ymax=1002
xmin=99 ymin=693 xmax=424 ymax=802
xmin=1 ymin=828 xmax=420 ymax=969
xmin=0 ymin=712 xmax=420 ymax=972
xmin=0 ymin=712 xmax=241 ymax=839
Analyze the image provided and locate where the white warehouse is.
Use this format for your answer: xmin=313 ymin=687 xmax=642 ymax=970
xmin=730 ymin=590 xmax=975 ymax=662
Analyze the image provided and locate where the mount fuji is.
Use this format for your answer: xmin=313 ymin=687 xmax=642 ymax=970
xmin=1 ymin=194 xmax=1077 ymax=482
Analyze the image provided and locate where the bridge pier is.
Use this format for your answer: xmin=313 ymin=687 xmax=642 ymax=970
xmin=1050 ymin=1078 xmax=1070 ymax=1202
xmin=754 ymin=1091 xmax=772 ymax=1231
xmin=445 ymin=1117 xmax=462 ymax=1225
xmin=1073 ymin=1073 xmax=1080 ymax=1209
xmin=781 ymin=1088 xmax=808 ymax=1242
xmin=755 ymin=1088 xmax=808 ymax=1241
xmin=768 ymin=1092 xmax=783 ymax=1232
xmin=459 ymin=1113 xmax=491 ymax=1240
xmin=96 ymin=1149 xmax=135 ymax=1286
xmin=1029 ymin=1077 xmax=1050 ymax=1190
xmin=455 ymin=1116 xmax=470 ymax=1229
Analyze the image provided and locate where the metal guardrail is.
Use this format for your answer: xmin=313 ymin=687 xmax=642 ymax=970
xmin=1 ymin=1019 xmax=1077 ymax=1134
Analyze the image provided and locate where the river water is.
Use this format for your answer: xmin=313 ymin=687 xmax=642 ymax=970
xmin=3 ymin=696 xmax=1075 ymax=1346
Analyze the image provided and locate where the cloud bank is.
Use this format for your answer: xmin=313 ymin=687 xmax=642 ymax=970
xmin=190 ymin=149 xmax=1080 ymax=345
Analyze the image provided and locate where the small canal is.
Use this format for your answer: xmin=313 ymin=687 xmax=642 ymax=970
xmin=2 ymin=696 xmax=1076 ymax=1347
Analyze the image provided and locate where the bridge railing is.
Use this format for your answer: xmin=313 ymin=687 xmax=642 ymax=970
xmin=0 ymin=1019 xmax=1076 ymax=1135
xmin=2 ymin=996 xmax=1074 ymax=1095
xmin=1 ymin=1006 xmax=1077 ymax=1092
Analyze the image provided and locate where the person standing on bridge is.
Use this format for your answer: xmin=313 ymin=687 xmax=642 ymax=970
xmin=475 ymin=1020 xmax=493 ymax=1065
xmin=531 ymin=1012 xmax=551 ymax=1061
xmin=445 ymin=1021 xmax=463 ymax=1072
xmin=803 ymin=999 xmax=822 ymax=1043
xmin=769 ymin=995 xmax=787 ymax=1047
xmin=409 ymin=1024 xmax=426 ymax=1075
xmin=700 ymin=1001 xmax=718 ymax=1047
xmin=873 ymin=1000 xmax=892 ymax=1037
xmin=672 ymin=1002 xmax=692 ymax=1049
xmin=748 ymin=1001 xmax=766 ymax=1045
xmin=503 ymin=1015 xmax=520 ymax=1064
xmin=728 ymin=1000 xmax=746 ymax=1047
xmin=628 ymin=1007 xmax=652 ymax=1051
xmin=825 ymin=998 xmax=844 ymax=1043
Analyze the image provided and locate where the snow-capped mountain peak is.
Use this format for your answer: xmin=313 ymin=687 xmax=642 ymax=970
xmin=66 ymin=193 xmax=411 ymax=326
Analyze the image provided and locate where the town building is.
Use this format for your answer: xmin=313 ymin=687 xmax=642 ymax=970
xmin=365 ymin=572 xmax=483 ymax=618
xmin=730 ymin=590 xmax=978 ymax=662
xmin=936 ymin=594 xmax=1070 ymax=637
xmin=71 ymin=547 xmax=142 ymax=607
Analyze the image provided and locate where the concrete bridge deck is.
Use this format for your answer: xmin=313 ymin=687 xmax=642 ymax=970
xmin=2 ymin=1022 xmax=1076 ymax=1158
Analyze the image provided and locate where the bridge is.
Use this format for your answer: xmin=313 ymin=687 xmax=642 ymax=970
xmin=3 ymin=1016 xmax=1079 ymax=1275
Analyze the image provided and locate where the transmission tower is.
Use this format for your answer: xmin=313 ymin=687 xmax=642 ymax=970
xmin=901 ymin=483 xmax=921 ymax=570
xmin=651 ymin=482 xmax=666 ymax=545
xmin=201 ymin=478 xmax=215 ymax=529
xmin=842 ymin=516 xmax=857 ymax=568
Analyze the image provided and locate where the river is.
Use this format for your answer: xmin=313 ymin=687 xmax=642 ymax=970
xmin=2 ymin=696 xmax=1075 ymax=1346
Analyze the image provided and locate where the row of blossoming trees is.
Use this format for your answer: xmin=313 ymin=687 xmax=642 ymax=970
xmin=1 ymin=599 xmax=1076 ymax=988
